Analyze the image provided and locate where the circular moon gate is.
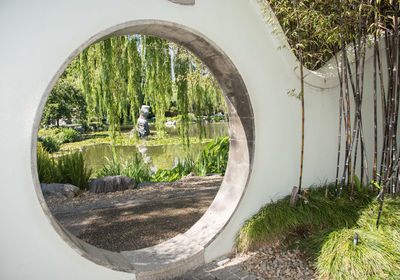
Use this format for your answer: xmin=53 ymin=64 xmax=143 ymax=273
xmin=32 ymin=20 xmax=254 ymax=279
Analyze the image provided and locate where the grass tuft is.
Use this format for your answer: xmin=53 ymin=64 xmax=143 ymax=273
xmin=235 ymin=185 xmax=372 ymax=252
xmin=316 ymin=199 xmax=400 ymax=280
xmin=235 ymin=185 xmax=400 ymax=279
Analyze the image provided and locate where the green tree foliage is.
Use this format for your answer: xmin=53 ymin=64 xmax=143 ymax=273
xmin=173 ymin=46 xmax=226 ymax=142
xmin=68 ymin=35 xmax=225 ymax=141
xmin=174 ymin=47 xmax=191 ymax=145
xmin=143 ymin=36 xmax=172 ymax=138
xmin=42 ymin=75 xmax=87 ymax=127
xmin=260 ymin=0 xmax=374 ymax=70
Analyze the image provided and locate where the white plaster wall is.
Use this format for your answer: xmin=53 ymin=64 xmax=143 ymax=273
xmin=0 ymin=0 xmax=377 ymax=279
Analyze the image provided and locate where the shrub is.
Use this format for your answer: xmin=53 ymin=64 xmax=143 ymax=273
xmin=56 ymin=152 xmax=92 ymax=190
xmin=95 ymin=153 xmax=153 ymax=184
xmin=39 ymin=135 xmax=60 ymax=153
xmin=37 ymin=144 xmax=58 ymax=183
xmin=57 ymin=128 xmax=81 ymax=143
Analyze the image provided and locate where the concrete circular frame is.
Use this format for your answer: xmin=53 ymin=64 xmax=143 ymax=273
xmin=32 ymin=20 xmax=254 ymax=279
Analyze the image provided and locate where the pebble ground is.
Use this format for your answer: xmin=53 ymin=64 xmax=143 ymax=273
xmin=175 ymin=244 xmax=318 ymax=280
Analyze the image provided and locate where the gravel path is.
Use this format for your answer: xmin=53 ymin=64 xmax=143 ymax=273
xmin=54 ymin=190 xmax=218 ymax=251
xmin=45 ymin=174 xmax=222 ymax=251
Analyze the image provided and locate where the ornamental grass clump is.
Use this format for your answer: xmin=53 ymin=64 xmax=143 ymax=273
xmin=235 ymin=185 xmax=373 ymax=253
xmin=316 ymin=199 xmax=400 ymax=280
xmin=56 ymin=152 xmax=92 ymax=190
xmin=37 ymin=145 xmax=91 ymax=190
xmin=236 ymin=185 xmax=400 ymax=280
xmin=152 ymin=136 xmax=229 ymax=182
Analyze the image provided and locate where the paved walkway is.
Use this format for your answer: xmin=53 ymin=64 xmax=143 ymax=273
xmin=174 ymin=255 xmax=262 ymax=280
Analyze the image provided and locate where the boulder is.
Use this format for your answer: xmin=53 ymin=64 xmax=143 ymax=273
xmin=87 ymin=175 xmax=137 ymax=193
xmin=41 ymin=183 xmax=79 ymax=198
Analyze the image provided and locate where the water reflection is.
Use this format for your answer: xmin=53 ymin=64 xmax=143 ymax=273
xmin=81 ymin=122 xmax=229 ymax=172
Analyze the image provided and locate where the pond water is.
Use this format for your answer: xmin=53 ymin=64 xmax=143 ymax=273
xmin=152 ymin=122 xmax=229 ymax=139
xmin=82 ymin=122 xmax=229 ymax=173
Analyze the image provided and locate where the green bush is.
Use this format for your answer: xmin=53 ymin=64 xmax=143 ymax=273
xmin=37 ymin=144 xmax=59 ymax=183
xmin=56 ymin=128 xmax=81 ymax=143
xmin=95 ymin=153 xmax=153 ymax=184
xmin=39 ymin=135 xmax=60 ymax=153
xmin=213 ymin=114 xmax=226 ymax=122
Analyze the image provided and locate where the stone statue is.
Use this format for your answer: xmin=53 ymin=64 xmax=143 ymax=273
xmin=136 ymin=105 xmax=150 ymax=137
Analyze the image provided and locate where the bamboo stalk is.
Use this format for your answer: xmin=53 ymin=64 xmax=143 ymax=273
xmin=373 ymin=5 xmax=378 ymax=182
xmin=334 ymin=53 xmax=345 ymax=194
xmin=292 ymin=0 xmax=305 ymax=195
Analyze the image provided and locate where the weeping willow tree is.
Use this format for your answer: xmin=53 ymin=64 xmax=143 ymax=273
xmin=73 ymin=35 xmax=225 ymax=145
xmin=175 ymin=47 xmax=226 ymax=141
xmin=142 ymin=36 xmax=172 ymax=138
xmin=174 ymin=46 xmax=191 ymax=146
